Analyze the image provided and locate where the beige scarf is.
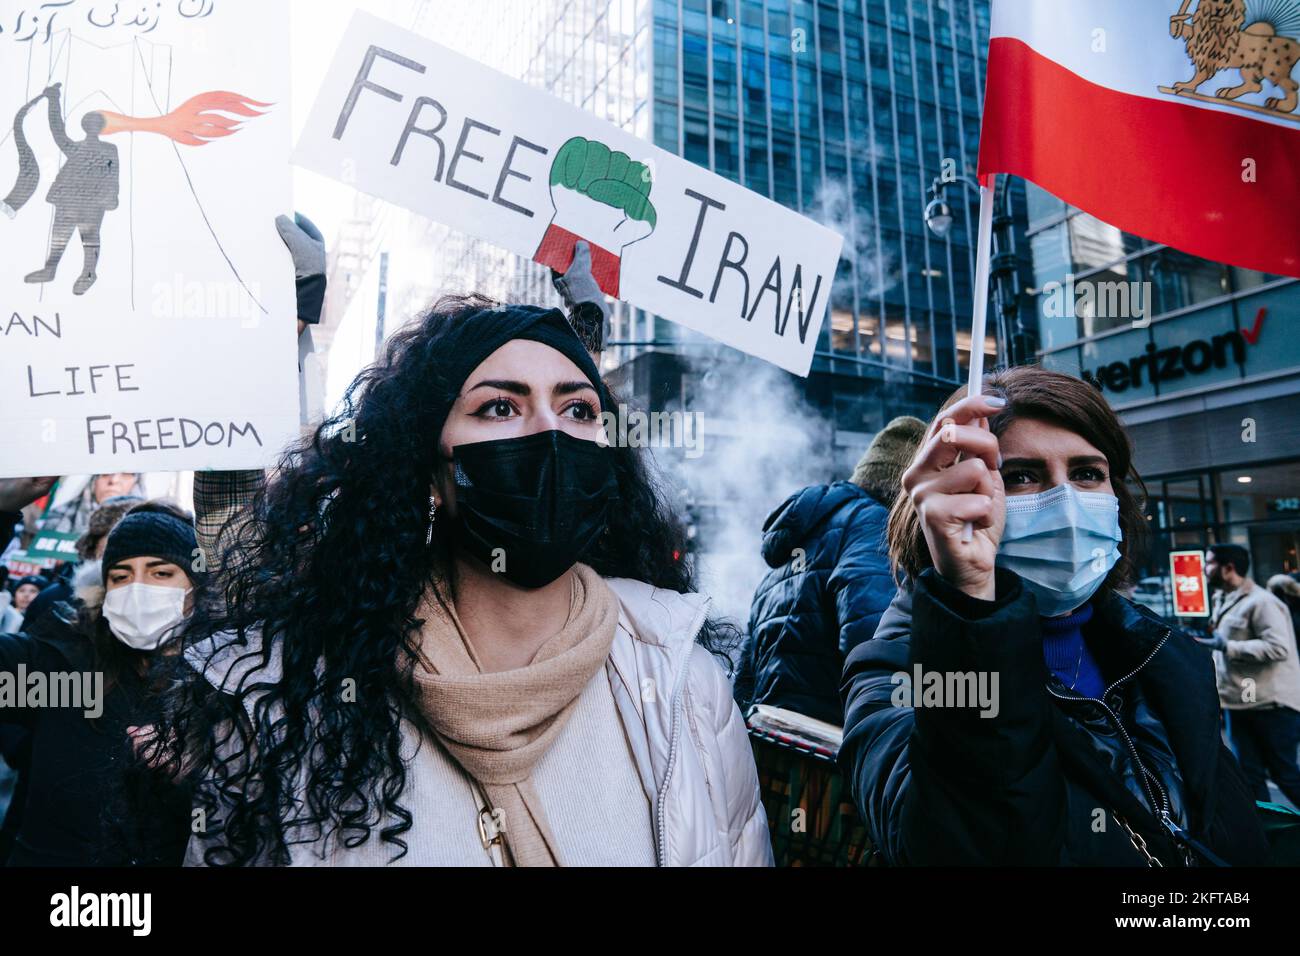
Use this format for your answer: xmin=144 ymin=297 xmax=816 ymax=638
xmin=409 ymin=563 xmax=618 ymax=867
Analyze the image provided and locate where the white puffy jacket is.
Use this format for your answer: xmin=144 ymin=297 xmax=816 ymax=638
xmin=602 ymin=577 xmax=773 ymax=866
xmin=188 ymin=576 xmax=773 ymax=867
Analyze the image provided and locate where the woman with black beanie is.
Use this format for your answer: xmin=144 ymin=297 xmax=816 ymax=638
xmin=0 ymin=502 xmax=196 ymax=866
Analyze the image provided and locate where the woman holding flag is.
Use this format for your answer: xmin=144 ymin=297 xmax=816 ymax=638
xmin=839 ymin=366 xmax=1269 ymax=867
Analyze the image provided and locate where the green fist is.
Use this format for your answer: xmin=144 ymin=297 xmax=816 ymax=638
xmin=549 ymin=136 xmax=657 ymax=229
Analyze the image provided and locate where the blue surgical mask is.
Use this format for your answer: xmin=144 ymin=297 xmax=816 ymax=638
xmin=997 ymin=484 xmax=1122 ymax=618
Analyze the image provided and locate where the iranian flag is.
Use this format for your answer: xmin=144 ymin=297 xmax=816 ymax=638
xmin=977 ymin=0 xmax=1300 ymax=278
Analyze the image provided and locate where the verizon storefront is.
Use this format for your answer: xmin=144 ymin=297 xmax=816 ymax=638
xmin=1041 ymin=274 xmax=1300 ymax=615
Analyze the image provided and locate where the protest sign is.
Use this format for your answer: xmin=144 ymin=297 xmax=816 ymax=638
xmin=26 ymin=527 xmax=80 ymax=562
xmin=293 ymin=11 xmax=843 ymax=377
xmin=3 ymin=551 xmax=56 ymax=575
xmin=1170 ymin=550 xmax=1210 ymax=618
xmin=0 ymin=0 xmax=299 ymax=479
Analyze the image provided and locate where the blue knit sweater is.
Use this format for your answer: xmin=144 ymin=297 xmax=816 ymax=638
xmin=1041 ymin=604 xmax=1104 ymax=698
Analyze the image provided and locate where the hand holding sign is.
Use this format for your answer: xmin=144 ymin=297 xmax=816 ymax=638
xmin=535 ymin=136 xmax=657 ymax=298
xmin=0 ymin=476 xmax=57 ymax=513
xmin=552 ymin=241 xmax=611 ymax=353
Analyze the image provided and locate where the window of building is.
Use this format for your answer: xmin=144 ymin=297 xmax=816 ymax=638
xmin=831 ymin=305 xmax=856 ymax=353
xmin=884 ymin=304 xmax=909 ymax=364
xmin=744 ymin=127 xmax=770 ymax=196
xmin=1067 ymin=213 xmax=1126 ymax=275
xmin=1025 ymin=182 xmax=1066 ymax=231
xmin=683 ymin=31 xmax=709 ymax=111
xmin=712 ymin=35 xmax=738 ymax=115
xmin=683 ymin=108 xmax=710 ymax=166
xmin=714 ymin=116 xmax=739 ymax=179
xmin=769 ymin=55 xmax=794 ymax=125
xmin=1136 ymin=248 xmax=1229 ymax=316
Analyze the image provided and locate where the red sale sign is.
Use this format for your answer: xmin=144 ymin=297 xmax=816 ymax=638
xmin=1170 ymin=551 xmax=1209 ymax=618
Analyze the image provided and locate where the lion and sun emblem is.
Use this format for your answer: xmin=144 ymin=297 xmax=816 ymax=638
xmin=1162 ymin=0 xmax=1300 ymax=121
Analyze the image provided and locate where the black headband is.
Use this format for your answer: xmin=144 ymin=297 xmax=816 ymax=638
xmin=437 ymin=305 xmax=610 ymax=415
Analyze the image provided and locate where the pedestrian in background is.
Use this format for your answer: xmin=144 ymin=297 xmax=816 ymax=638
xmin=1199 ymin=545 xmax=1300 ymax=809
xmin=9 ymin=576 xmax=44 ymax=615
xmin=75 ymin=494 xmax=146 ymax=564
xmin=1268 ymin=574 xmax=1300 ymax=645
xmin=1 ymin=576 xmax=46 ymax=632
xmin=0 ymin=492 xmax=144 ymax=858
xmin=0 ymin=479 xmax=57 ymax=863
xmin=741 ymin=416 xmax=926 ymax=725
xmin=39 ymin=473 xmax=141 ymax=537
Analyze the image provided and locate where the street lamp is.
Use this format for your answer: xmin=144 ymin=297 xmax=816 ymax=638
xmin=926 ymin=173 xmax=997 ymax=237
xmin=923 ymin=195 xmax=954 ymax=238
xmin=924 ymin=173 xmax=1036 ymax=366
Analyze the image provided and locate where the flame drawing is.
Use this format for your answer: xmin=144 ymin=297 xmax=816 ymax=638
xmin=98 ymin=91 xmax=272 ymax=145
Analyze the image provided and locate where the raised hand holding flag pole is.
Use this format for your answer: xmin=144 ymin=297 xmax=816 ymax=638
xmin=959 ymin=175 xmax=997 ymax=544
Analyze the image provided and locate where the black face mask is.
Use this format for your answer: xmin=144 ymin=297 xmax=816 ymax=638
xmin=449 ymin=429 xmax=619 ymax=588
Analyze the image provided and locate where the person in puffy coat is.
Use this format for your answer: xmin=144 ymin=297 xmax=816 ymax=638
xmin=141 ymin=295 xmax=770 ymax=868
xmin=742 ymin=417 xmax=925 ymax=725
xmin=839 ymin=367 xmax=1268 ymax=866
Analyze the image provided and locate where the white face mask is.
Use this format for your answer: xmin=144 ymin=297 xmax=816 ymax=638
xmin=102 ymin=583 xmax=189 ymax=650
xmin=996 ymin=484 xmax=1123 ymax=618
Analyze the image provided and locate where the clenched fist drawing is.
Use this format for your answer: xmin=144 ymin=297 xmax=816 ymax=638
xmin=533 ymin=136 xmax=657 ymax=298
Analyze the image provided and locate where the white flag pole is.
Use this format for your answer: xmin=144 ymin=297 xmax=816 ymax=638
xmin=962 ymin=174 xmax=997 ymax=543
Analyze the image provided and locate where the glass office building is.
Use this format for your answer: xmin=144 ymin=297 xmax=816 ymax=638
xmin=647 ymin=0 xmax=1008 ymax=381
xmin=641 ymin=0 xmax=1033 ymax=478
xmin=1031 ymin=185 xmax=1300 ymax=605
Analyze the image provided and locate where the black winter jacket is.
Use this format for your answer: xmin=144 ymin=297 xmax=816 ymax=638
xmin=0 ymin=602 xmax=190 ymax=866
xmin=744 ymin=481 xmax=895 ymax=725
xmin=839 ymin=568 xmax=1269 ymax=866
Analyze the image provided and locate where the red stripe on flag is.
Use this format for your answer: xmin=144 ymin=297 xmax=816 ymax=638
xmin=978 ymin=37 xmax=1300 ymax=279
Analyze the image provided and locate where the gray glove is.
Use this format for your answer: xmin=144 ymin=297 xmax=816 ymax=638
xmin=276 ymin=213 xmax=327 ymax=326
xmin=552 ymin=240 xmax=604 ymax=307
xmin=551 ymin=240 xmax=610 ymax=351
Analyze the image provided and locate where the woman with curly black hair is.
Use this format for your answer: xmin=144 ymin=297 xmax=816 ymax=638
xmin=146 ymin=294 xmax=771 ymax=867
